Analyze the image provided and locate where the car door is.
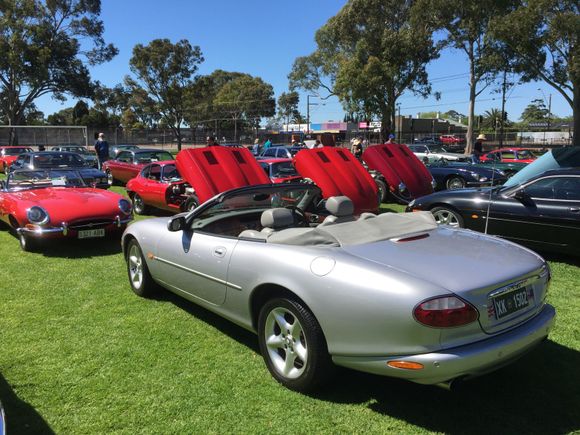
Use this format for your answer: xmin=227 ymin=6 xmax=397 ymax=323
xmin=142 ymin=164 xmax=168 ymax=208
xmin=116 ymin=152 xmax=135 ymax=183
xmin=154 ymin=229 xmax=237 ymax=305
xmin=487 ymin=176 xmax=580 ymax=248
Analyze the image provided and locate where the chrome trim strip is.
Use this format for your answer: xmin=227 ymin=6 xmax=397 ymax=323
xmin=152 ymin=256 xmax=242 ymax=290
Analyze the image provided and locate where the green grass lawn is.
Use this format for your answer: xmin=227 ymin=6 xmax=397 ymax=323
xmin=0 ymin=181 xmax=578 ymax=434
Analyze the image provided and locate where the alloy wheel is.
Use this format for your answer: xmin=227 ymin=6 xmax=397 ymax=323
xmin=432 ymin=208 xmax=461 ymax=227
xmin=128 ymin=244 xmax=143 ymax=290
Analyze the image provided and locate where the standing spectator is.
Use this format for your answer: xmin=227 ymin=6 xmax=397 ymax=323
xmin=94 ymin=132 xmax=109 ymax=169
xmin=252 ymin=138 xmax=261 ymax=155
xmin=206 ymin=136 xmax=219 ymax=147
xmin=315 ymin=139 xmax=322 ymax=148
xmin=350 ymin=138 xmax=363 ymax=159
xmin=386 ymin=133 xmax=395 ymax=144
xmin=263 ymin=138 xmax=272 ymax=150
xmin=473 ymin=134 xmax=486 ymax=163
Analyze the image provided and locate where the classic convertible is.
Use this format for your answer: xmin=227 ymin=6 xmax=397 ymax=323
xmin=427 ymin=160 xmax=507 ymax=190
xmin=0 ymin=168 xmax=133 ymax=251
xmin=0 ymin=146 xmax=34 ymax=173
xmin=103 ymin=148 xmax=174 ymax=185
xmin=407 ymin=147 xmax=580 ymax=255
xmin=123 ymin=183 xmax=555 ymax=392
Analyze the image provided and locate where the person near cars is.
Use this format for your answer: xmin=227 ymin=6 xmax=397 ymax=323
xmin=94 ymin=132 xmax=109 ymax=169
xmin=350 ymin=138 xmax=363 ymax=159
xmin=473 ymin=133 xmax=486 ymax=163
xmin=252 ymin=138 xmax=261 ymax=155
xmin=386 ymin=133 xmax=395 ymax=144
xmin=315 ymin=139 xmax=322 ymax=148
xmin=263 ymin=138 xmax=272 ymax=150
xmin=206 ymin=136 xmax=219 ymax=147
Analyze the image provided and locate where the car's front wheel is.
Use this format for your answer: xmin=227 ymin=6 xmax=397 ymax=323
xmin=126 ymin=239 xmax=159 ymax=297
xmin=258 ymin=297 xmax=334 ymax=392
xmin=375 ymin=178 xmax=387 ymax=204
xmin=106 ymin=169 xmax=114 ymax=186
xmin=431 ymin=206 xmax=464 ymax=227
xmin=446 ymin=176 xmax=466 ymax=190
xmin=183 ymin=194 xmax=199 ymax=212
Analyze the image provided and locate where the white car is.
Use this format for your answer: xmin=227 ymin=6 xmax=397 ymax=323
xmin=408 ymin=144 xmax=469 ymax=163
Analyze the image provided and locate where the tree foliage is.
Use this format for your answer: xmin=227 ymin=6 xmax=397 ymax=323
xmin=0 ymin=0 xmax=117 ymax=135
xmin=277 ymin=91 xmax=300 ymax=127
xmin=289 ymin=0 xmax=439 ymax=138
xmin=520 ymin=98 xmax=552 ymax=124
xmin=128 ymin=39 xmax=203 ymax=149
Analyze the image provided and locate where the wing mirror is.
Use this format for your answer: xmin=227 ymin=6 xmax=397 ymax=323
xmin=513 ymin=189 xmax=530 ymax=202
xmin=167 ymin=215 xmax=186 ymax=232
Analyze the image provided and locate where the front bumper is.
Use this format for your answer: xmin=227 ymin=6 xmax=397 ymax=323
xmin=17 ymin=216 xmax=133 ymax=237
xmin=332 ymin=304 xmax=555 ymax=385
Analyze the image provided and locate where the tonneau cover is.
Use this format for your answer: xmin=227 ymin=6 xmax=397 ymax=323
xmin=362 ymin=143 xmax=433 ymax=199
xmin=176 ymin=147 xmax=270 ymax=203
xmin=294 ymin=147 xmax=379 ymax=213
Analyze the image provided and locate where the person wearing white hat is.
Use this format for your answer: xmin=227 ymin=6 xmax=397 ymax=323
xmin=472 ymin=133 xmax=486 ymax=163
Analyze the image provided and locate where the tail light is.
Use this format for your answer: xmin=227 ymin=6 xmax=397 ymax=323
xmin=414 ymin=296 xmax=478 ymax=328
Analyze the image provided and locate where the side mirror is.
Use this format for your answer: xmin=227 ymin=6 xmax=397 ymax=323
xmin=513 ymin=189 xmax=530 ymax=201
xmin=167 ymin=216 xmax=186 ymax=232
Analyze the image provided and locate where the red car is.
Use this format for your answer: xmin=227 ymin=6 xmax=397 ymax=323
xmin=480 ymin=148 xmax=537 ymax=164
xmin=362 ymin=143 xmax=435 ymax=203
xmin=0 ymin=146 xmax=34 ymax=173
xmin=439 ymin=135 xmax=464 ymax=144
xmin=102 ymin=148 xmax=174 ymax=185
xmin=126 ymin=146 xmax=269 ymax=215
xmin=0 ymin=168 xmax=133 ymax=251
xmin=258 ymin=158 xmax=303 ymax=183
xmin=294 ymin=147 xmax=379 ymax=214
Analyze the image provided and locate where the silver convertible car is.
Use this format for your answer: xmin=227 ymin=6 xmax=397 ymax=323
xmin=122 ymin=183 xmax=555 ymax=392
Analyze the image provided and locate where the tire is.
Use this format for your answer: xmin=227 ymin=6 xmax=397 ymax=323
xmin=375 ymin=178 xmax=388 ymax=204
xmin=258 ymin=297 xmax=334 ymax=392
xmin=446 ymin=176 xmax=466 ymax=190
xmin=126 ymin=239 xmax=160 ymax=297
xmin=183 ymin=194 xmax=199 ymax=212
xmin=430 ymin=206 xmax=464 ymax=228
xmin=2 ymin=163 xmax=6 ymax=173
xmin=106 ymin=169 xmax=114 ymax=186
xmin=131 ymin=193 xmax=150 ymax=215
xmin=19 ymin=232 xmax=40 ymax=252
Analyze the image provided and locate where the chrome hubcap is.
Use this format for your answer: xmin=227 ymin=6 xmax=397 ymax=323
xmin=107 ymin=171 xmax=113 ymax=185
xmin=447 ymin=178 xmax=464 ymax=189
xmin=134 ymin=195 xmax=144 ymax=213
xmin=128 ymin=245 xmax=143 ymax=289
xmin=432 ymin=209 xmax=460 ymax=227
xmin=264 ymin=307 xmax=307 ymax=379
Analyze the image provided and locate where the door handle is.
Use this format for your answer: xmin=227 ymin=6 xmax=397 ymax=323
xmin=213 ymin=247 xmax=226 ymax=258
xmin=569 ymin=207 xmax=580 ymax=213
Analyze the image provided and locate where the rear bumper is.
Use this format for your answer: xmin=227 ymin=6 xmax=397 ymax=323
xmin=17 ymin=216 xmax=132 ymax=237
xmin=332 ymin=304 xmax=555 ymax=385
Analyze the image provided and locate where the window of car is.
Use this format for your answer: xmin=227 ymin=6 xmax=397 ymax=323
xmin=501 ymin=152 xmax=516 ymax=159
xmin=117 ymin=152 xmax=133 ymax=163
xmin=516 ymin=150 xmax=534 ymax=160
xmin=525 ymin=177 xmax=580 ymax=201
xmin=263 ymin=149 xmax=277 ymax=157
xmin=148 ymin=164 xmax=162 ymax=181
xmin=161 ymin=164 xmax=180 ymax=181
xmin=140 ymin=166 xmax=150 ymax=178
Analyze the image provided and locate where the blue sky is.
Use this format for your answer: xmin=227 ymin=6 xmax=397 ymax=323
xmin=36 ymin=0 xmax=571 ymax=123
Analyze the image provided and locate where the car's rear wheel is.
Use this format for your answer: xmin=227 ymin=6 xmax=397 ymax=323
xmin=258 ymin=297 xmax=334 ymax=392
xmin=375 ymin=178 xmax=387 ymax=204
xmin=126 ymin=239 xmax=159 ymax=297
xmin=131 ymin=193 xmax=150 ymax=215
xmin=446 ymin=176 xmax=466 ymax=190
xmin=431 ymin=206 xmax=464 ymax=228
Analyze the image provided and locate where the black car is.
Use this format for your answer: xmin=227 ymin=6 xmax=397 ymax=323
xmin=51 ymin=144 xmax=98 ymax=168
xmin=428 ymin=160 xmax=507 ymax=190
xmin=109 ymin=144 xmax=141 ymax=158
xmin=407 ymin=147 xmax=580 ymax=255
xmin=257 ymin=146 xmax=305 ymax=160
xmin=9 ymin=151 xmax=109 ymax=189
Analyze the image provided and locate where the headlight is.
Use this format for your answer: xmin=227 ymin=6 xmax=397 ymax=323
xmin=497 ymin=170 xmax=506 ymax=176
xmin=408 ymin=199 xmax=416 ymax=208
xmin=431 ymin=178 xmax=437 ymax=189
xmin=471 ymin=173 xmax=481 ymax=181
xmin=27 ymin=206 xmax=50 ymax=224
xmin=118 ymin=199 xmax=132 ymax=215
xmin=479 ymin=176 xmax=488 ymax=182
xmin=398 ymin=182 xmax=407 ymax=192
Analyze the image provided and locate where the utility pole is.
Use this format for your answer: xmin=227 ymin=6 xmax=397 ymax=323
xmin=499 ymin=70 xmax=507 ymax=148
xmin=547 ymin=93 xmax=552 ymax=145
xmin=397 ymin=103 xmax=401 ymax=142
xmin=306 ymin=95 xmax=318 ymax=135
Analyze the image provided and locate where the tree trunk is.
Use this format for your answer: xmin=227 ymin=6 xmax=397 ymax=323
xmin=380 ymin=105 xmax=393 ymax=142
xmin=465 ymin=42 xmax=476 ymax=155
xmin=573 ymin=85 xmax=579 ymax=147
xmin=175 ymin=125 xmax=182 ymax=151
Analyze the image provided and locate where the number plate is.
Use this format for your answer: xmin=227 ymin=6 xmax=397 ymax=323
xmin=493 ymin=287 xmax=529 ymax=319
xmin=78 ymin=228 xmax=105 ymax=239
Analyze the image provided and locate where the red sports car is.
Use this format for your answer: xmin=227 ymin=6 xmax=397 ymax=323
xmin=126 ymin=146 xmax=269 ymax=215
xmin=0 ymin=146 xmax=34 ymax=173
xmin=102 ymin=148 xmax=174 ymax=185
xmin=294 ymin=147 xmax=379 ymax=214
xmin=362 ymin=143 xmax=435 ymax=204
xmin=439 ymin=135 xmax=464 ymax=144
xmin=0 ymin=168 xmax=133 ymax=251
xmin=480 ymin=148 xmax=537 ymax=164
xmin=258 ymin=158 xmax=303 ymax=183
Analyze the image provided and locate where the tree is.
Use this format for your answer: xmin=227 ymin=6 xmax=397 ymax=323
xmin=72 ymin=101 xmax=89 ymax=125
xmin=278 ymin=92 xmax=300 ymax=131
xmin=492 ymin=0 xmax=579 ymax=146
xmin=289 ymin=0 xmax=439 ymax=139
xmin=520 ymin=98 xmax=551 ymax=124
xmin=417 ymin=0 xmax=515 ymax=154
xmin=128 ymin=39 xmax=204 ymax=150
xmin=0 ymin=0 xmax=117 ymax=143
xmin=214 ymin=75 xmax=275 ymax=141
xmin=481 ymin=108 xmax=502 ymax=129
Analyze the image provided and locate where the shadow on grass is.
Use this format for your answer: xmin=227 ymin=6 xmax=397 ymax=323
xmin=36 ymin=237 xmax=122 ymax=258
xmin=0 ymin=374 xmax=55 ymax=434
xmin=542 ymin=252 xmax=580 ymax=267
xmin=312 ymin=340 xmax=579 ymax=434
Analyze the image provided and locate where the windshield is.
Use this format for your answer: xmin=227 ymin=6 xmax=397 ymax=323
xmin=3 ymin=147 xmax=33 ymax=156
xmin=6 ymin=169 xmax=87 ymax=190
xmin=135 ymin=151 xmax=173 ymax=164
xmin=270 ymin=161 xmax=298 ymax=178
xmin=192 ymin=185 xmax=319 ymax=227
xmin=430 ymin=146 xmax=449 ymax=153
xmin=503 ymin=147 xmax=580 ymax=188
xmin=64 ymin=146 xmax=89 ymax=154
xmin=33 ymin=153 xmax=86 ymax=167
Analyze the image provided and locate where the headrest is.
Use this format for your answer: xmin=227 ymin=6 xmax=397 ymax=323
xmin=325 ymin=196 xmax=354 ymax=217
xmin=261 ymin=208 xmax=295 ymax=229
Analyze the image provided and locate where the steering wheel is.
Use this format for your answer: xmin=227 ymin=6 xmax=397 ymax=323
xmin=286 ymin=205 xmax=309 ymax=227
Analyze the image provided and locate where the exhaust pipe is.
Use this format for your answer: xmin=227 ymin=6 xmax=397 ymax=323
xmin=435 ymin=377 xmax=465 ymax=391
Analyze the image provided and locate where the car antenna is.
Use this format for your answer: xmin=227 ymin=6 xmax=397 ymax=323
xmin=483 ymin=153 xmax=497 ymax=235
